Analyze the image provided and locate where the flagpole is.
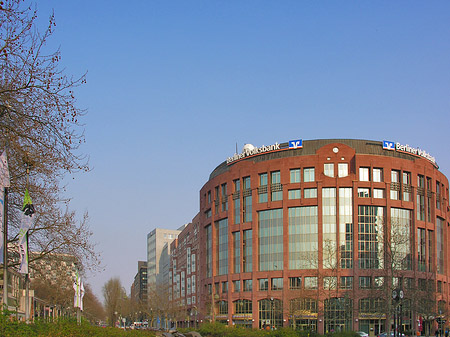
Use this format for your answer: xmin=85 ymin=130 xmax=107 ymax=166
xmin=2 ymin=186 xmax=8 ymax=309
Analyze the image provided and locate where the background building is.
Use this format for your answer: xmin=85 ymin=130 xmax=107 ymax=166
xmin=169 ymin=214 xmax=200 ymax=328
xmin=193 ymin=138 xmax=449 ymax=335
xmin=131 ymin=261 xmax=148 ymax=310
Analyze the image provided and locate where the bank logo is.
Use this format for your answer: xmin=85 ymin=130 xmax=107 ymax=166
xmin=383 ymin=140 xmax=395 ymax=151
xmin=289 ymin=139 xmax=303 ymax=149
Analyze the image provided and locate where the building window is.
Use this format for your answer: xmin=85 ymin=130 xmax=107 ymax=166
xmin=235 ymin=299 xmax=252 ymax=315
xmin=288 ymin=206 xmax=318 ymax=269
xmin=304 ymin=188 xmax=317 ymax=198
xmin=215 ymin=218 xmax=228 ymax=275
xmin=243 ymin=229 xmax=252 ymax=272
xmin=390 ymin=170 xmax=400 ymax=200
xmin=358 ymin=206 xmax=384 ymax=269
xmin=338 ymin=163 xmax=348 ymax=178
xmin=271 ymin=171 xmax=282 ymax=201
xmin=233 ymin=231 xmax=240 ymax=273
xmin=243 ymin=279 xmax=253 ymax=292
xmin=271 ymin=278 xmax=283 ymax=290
xmin=437 ymin=217 xmax=444 ymax=274
xmin=359 ymin=276 xmax=371 ymax=289
xmin=358 ymin=188 xmax=370 ymax=198
xmin=304 ymin=277 xmax=318 ymax=289
xmin=339 ymin=188 xmax=353 ymax=269
xmin=206 ymin=225 xmax=212 ymax=278
xmin=322 ymin=188 xmax=337 ymax=269
xmin=233 ymin=179 xmax=240 ymax=225
xmin=418 ymin=228 xmax=426 ymax=272
xmin=359 ymin=167 xmax=370 ymax=181
xmin=428 ymin=229 xmax=434 ymax=272
xmin=288 ymin=189 xmax=301 ymax=200
xmin=391 ymin=208 xmax=412 ymax=270
xmin=436 ymin=182 xmax=441 ymax=210
xmin=373 ymin=168 xmax=383 ymax=182
xmin=221 ymin=183 xmax=228 ymax=211
xmin=304 ymin=168 xmax=315 ymax=182
xmin=324 ymin=163 xmax=334 ymax=177
xmin=243 ymin=177 xmax=252 ymax=222
xmin=259 ymin=209 xmax=283 ymax=271
xmin=233 ymin=280 xmax=240 ymax=293
xmin=402 ymin=172 xmax=412 ymax=201
xmin=426 ymin=177 xmax=432 ymax=222
xmin=289 ymin=277 xmax=302 ymax=289
xmin=339 ymin=276 xmax=353 ymax=289
xmin=215 ymin=186 xmax=219 ymax=213
xmin=373 ymin=188 xmax=385 ymax=199
xmin=222 ymin=281 xmax=228 ymax=293
xmin=259 ymin=278 xmax=269 ymax=291
xmin=290 ymin=168 xmax=301 ymax=183
xmin=323 ymin=277 xmax=337 ymax=290
xmin=259 ymin=173 xmax=268 ymax=203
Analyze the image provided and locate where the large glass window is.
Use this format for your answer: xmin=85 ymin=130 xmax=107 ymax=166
xmin=417 ymin=175 xmax=425 ymax=221
xmin=271 ymin=171 xmax=282 ymax=201
xmin=339 ymin=188 xmax=353 ymax=269
xmin=259 ymin=173 xmax=268 ymax=203
xmin=428 ymin=229 xmax=434 ymax=272
xmin=215 ymin=218 xmax=229 ymax=275
xmin=234 ymin=179 xmax=240 ymax=224
xmin=206 ymin=225 xmax=212 ymax=277
xmin=324 ymin=297 xmax=353 ymax=333
xmin=290 ymin=168 xmax=301 ymax=183
xmin=324 ymin=163 xmax=334 ymax=177
xmin=289 ymin=206 xmax=318 ymax=269
xmin=243 ymin=177 xmax=252 ymax=222
xmin=233 ymin=231 xmax=240 ymax=273
xmin=322 ymin=188 xmax=337 ymax=269
xmin=390 ymin=208 xmax=412 ymax=270
xmin=304 ymin=168 xmax=315 ymax=182
xmin=358 ymin=206 xmax=384 ymax=269
xmin=243 ymin=229 xmax=252 ymax=272
xmin=235 ymin=299 xmax=252 ymax=314
xmin=418 ymin=228 xmax=426 ymax=272
xmin=304 ymin=277 xmax=318 ymax=289
xmin=259 ymin=299 xmax=283 ymax=330
xmin=259 ymin=209 xmax=283 ymax=271
xmin=437 ymin=217 xmax=444 ymax=274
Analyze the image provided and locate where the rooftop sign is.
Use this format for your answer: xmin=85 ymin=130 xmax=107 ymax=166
xmin=383 ymin=140 xmax=437 ymax=166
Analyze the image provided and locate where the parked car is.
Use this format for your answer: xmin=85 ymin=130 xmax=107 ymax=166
xmin=357 ymin=331 xmax=369 ymax=337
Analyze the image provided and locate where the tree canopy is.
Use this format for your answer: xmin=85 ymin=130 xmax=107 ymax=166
xmin=0 ymin=0 xmax=98 ymax=273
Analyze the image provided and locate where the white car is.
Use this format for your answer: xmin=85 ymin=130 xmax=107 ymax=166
xmin=357 ymin=332 xmax=369 ymax=337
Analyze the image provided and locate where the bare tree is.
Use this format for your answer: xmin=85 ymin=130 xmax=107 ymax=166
xmin=102 ymin=277 xmax=126 ymax=327
xmin=0 ymin=0 xmax=98 ymax=272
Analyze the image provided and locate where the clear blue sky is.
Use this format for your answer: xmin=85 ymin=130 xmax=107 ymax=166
xmin=36 ymin=0 xmax=450 ymax=300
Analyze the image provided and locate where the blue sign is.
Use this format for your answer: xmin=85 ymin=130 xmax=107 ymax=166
xmin=383 ymin=140 xmax=395 ymax=151
xmin=289 ymin=139 xmax=303 ymax=149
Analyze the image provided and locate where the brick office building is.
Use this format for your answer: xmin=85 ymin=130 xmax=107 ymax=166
xmin=196 ymin=139 xmax=449 ymax=334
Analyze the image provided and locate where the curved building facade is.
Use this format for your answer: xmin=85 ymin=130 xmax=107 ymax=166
xmin=197 ymin=139 xmax=449 ymax=334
